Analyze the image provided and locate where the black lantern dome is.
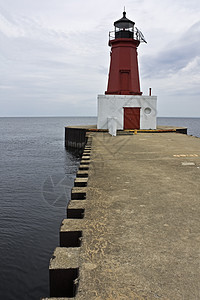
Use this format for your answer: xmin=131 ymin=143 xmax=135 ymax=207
xmin=114 ymin=11 xmax=135 ymax=29
xmin=109 ymin=11 xmax=147 ymax=43
xmin=114 ymin=11 xmax=135 ymax=39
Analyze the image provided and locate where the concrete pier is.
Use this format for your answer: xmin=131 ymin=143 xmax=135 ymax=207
xmin=64 ymin=125 xmax=187 ymax=149
xmin=43 ymin=130 xmax=200 ymax=300
xmin=49 ymin=247 xmax=80 ymax=298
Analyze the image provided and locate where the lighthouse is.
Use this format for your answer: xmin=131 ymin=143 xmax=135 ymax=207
xmin=97 ymin=11 xmax=157 ymax=132
xmin=105 ymin=11 xmax=143 ymax=96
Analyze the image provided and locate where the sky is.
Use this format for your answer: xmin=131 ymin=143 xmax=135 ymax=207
xmin=0 ymin=0 xmax=200 ymax=117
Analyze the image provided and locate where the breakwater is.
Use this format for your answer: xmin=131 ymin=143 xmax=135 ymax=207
xmin=65 ymin=125 xmax=187 ymax=150
xmin=42 ymin=126 xmax=200 ymax=300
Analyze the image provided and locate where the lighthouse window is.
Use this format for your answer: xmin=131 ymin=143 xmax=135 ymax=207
xmin=144 ymin=107 xmax=151 ymax=115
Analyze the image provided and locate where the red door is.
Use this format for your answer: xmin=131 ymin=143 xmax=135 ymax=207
xmin=120 ymin=70 xmax=130 ymax=93
xmin=124 ymin=107 xmax=140 ymax=129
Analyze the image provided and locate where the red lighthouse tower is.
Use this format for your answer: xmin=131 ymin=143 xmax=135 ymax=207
xmin=97 ymin=11 xmax=157 ymax=132
xmin=105 ymin=11 xmax=146 ymax=95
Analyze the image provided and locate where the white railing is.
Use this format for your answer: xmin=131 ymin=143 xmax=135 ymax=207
xmin=109 ymin=27 xmax=147 ymax=43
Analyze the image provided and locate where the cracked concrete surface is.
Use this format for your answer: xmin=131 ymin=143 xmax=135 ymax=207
xmin=76 ymin=132 xmax=200 ymax=300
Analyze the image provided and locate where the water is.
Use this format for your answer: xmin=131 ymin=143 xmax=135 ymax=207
xmin=157 ymin=117 xmax=200 ymax=138
xmin=0 ymin=117 xmax=97 ymax=300
xmin=0 ymin=116 xmax=199 ymax=300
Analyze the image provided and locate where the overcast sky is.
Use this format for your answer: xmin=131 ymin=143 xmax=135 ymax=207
xmin=1 ymin=0 xmax=200 ymax=117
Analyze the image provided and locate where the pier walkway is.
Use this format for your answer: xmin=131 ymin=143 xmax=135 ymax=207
xmin=45 ymin=131 xmax=200 ymax=300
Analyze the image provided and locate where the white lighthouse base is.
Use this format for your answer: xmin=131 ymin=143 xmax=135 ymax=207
xmin=97 ymin=95 xmax=157 ymax=130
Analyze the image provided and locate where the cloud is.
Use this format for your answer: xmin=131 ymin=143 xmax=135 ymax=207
xmin=140 ymin=20 xmax=200 ymax=105
xmin=0 ymin=0 xmax=200 ymax=116
xmin=142 ymin=21 xmax=200 ymax=77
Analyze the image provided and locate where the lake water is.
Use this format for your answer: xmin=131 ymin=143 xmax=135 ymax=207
xmin=0 ymin=116 xmax=199 ymax=299
xmin=157 ymin=117 xmax=200 ymax=138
